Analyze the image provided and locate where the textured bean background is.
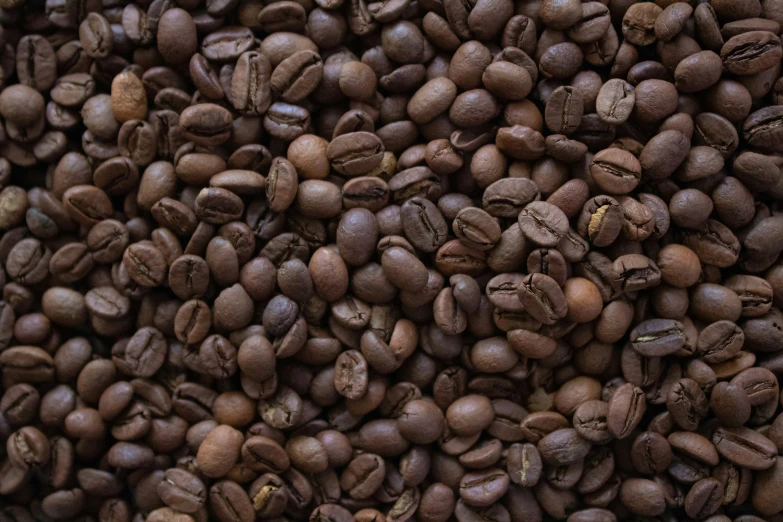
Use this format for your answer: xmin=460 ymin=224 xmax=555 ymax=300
xmin=1 ymin=0 xmax=783 ymax=521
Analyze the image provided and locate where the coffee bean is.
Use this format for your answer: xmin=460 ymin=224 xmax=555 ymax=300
xmin=590 ymin=148 xmax=641 ymax=195
xmin=685 ymin=477 xmax=723 ymax=519
xmin=16 ymin=35 xmax=57 ymax=93
xmin=596 ymin=79 xmax=635 ymax=126
xmin=328 ymin=132 xmax=385 ymax=177
xmin=196 ymin=424 xmax=244 ymax=478
xmin=630 ymin=431 xmax=671 ymax=474
xmin=453 ymin=207 xmax=501 ymax=251
xmin=111 ymin=71 xmax=147 ymax=123
xmin=545 ymin=86 xmax=584 ymax=134
xmin=537 ymin=428 xmax=591 ymax=466
xmin=180 ymin=104 xmax=233 ymax=146
xmin=113 ymin=326 xmax=167 ymax=377
xmin=629 ymin=319 xmax=685 ymax=357
xmin=713 ymin=426 xmax=777 ymax=470
xmin=158 ymin=468 xmax=206 ymax=513
xmin=721 ymin=31 xmax=782 ymax=75
xmin=459 ymin=468 xmax=510 ymax=507
xmin=667 ymin=378 xmax=709 ymax=431
xmin=518 ymin=201 xmax=569 ymax=247
xmin=517 ymin=273 xmax=567 ymax=325
xmin=607 ymin=383 xmax=646 ymax=439
xmin=619 ymin=478 xmax=666 ymax=516
xmin=211 ymin=481 xmax=254 ymax=522
xmin=341 ymin=453 xmax=386 ymax=499
xmin=122 ymin=243 xmax=167 ymax=288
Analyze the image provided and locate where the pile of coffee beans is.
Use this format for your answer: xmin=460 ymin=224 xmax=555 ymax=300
xmin=4 ymin=0 xmax=783 ymax=521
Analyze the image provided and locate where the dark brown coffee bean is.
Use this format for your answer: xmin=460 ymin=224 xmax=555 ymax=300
xmin=196 ymin=424 xmax=244 ymax=478
xmin=506 ymin=443 xmax=542 ymax=487
xmin=122 ymin=243 xmax=167 ymax=288
xmin=613 ymin=254 xmax=661 ymax=292
xmin=211 ymin=481 xmax=254 ymax=522
xmin=341 ymin=453 xmax=386 ymax=499
xmin=572 ymin=400 xmax=611 ymax=444
xmin=459 ymin=469 xmax=509 ymax=507
xmin=743 ymin=106 xmax=783 ymax=152
xmin=667 ymin=378 xmax=708 ymax=431
xmin=721 ymin=31 xmax=782 ymax=75
xmin=577 ymin=196 xmax=623 ymax=248
xmin=713 ymin=426 xmax=777 ymax=470
xmin=158 ymin=468 xmax=206 ymax=513
xmin=453 ymin=207 xmax=501 ymax=251
xmin=16 ymin=35 xmax=57 ymax=92
xmin=271 ymin=50 xmax=323 ymax=103
xmin=7 ymin=426 xmax=49 ymax=469
xmin=630 ymin=431 xmax=671 ymax=475
xmin=517 ymin=273 xmax=567 ymax=325
xmin=591 ymin=148 xmax=641 ymax=195
xmin=545 ymin=87 xmax=584 ymax=135
xmin=518 ymin=202 xmax=569 ymax=247
xmin=537 ymin=428 xmax=591 ymax=466
xmin=113 ymin=327 xmax=167 ymax=378
xmin=629 ymin=319 xmax=685 ymax=357
xmin=619 ymin=478 xmax=665 ymax=516
xmin=180 ymin=104 xmax=233 ymax=147
xmin=328 ymin=132 xmax=385 ymax=177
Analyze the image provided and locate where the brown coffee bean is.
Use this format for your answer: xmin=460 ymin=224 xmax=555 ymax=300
xmin=591 ymin=148 xmax=641 ymax=195
xmin=328 ymin=132 xmax=385 ymax=177
xmin=340 ymin=453 xmax=385 ymax=499
xmin=713 ymin=426 xmax=777 ymax=470
xmin=721 ymin=31 xmax=782 ymax=75
xmin=619 ymin=478 xmax=665 ymax=516
xmin=518 ymin=202 xmax=569 ymax=247
xmin=607 ymin=383 xmax=646 ymax=439
xmin=518 ymin=273 xmax=567 ymax=325
xmin=111 ymin=71 xmax=147 ymax=123
xmin=667 ymin=378 xmax=709 ymax=431
xmin=196 ymin=425 xmax=244 ymax=478
xmin=622 ymin=3 xmax=663 ymax=46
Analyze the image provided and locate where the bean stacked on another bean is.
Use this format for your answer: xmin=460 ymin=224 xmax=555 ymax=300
xmin=2 ymin=0 xmax=783 ymax=522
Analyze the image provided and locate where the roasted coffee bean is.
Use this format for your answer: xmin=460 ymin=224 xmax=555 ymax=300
xmin=328 ymin=132 xmax=385 ymax=177
xmin=518 ymin=202 xmax=569 ymax=247
xmin=196 ymin=424 xmax=244 ymax=478
xmin=629 ymin=319 xmax=685 ymax=357
xmin=721 ymin=31 xmax=782 ymax=76
xmin=607 ymin=383 xmax=646 ymax=439
xmin=630 ymin=431 xmax=671 ymax=474
xmin=459 ymin=469 xmax=509 ymax=507
xmin=713 ymin=426 xmax=777 ymax=470
xmin=517 ymin=274 xmax=567 ymax=325
xmin=596 ymin=79 xmax=635 ymax=126
xmin=573 ymin=400 xmax=611 ymax=444
xmin=271 ymin=50 xmax=323 ymax=103
xmin=577 ymin=196 xmax=623 ymax=247
xmin=613 ymin=254 xmax=661 ymax=292
xmin=667 ymin=378 xmax=709 ymax=431
xmin=545 ymin=87 xmax=584 ymax=135
xmin=400 ymin=198 xmax=447 ymax=253
xmin=453 ymin=207 xmax=501 ymax=251
xmin=591 ymin=148 xmax=641 ymax=195
xmin=210 ymin=481 xmax=254 ymax=522
xmin=16 ymin=35 xmax=57 ymax=93
xmin=158 ymin=468 xmax=206 ymax=513
xmin=341 ymin=453 xmax=386 ymax=499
